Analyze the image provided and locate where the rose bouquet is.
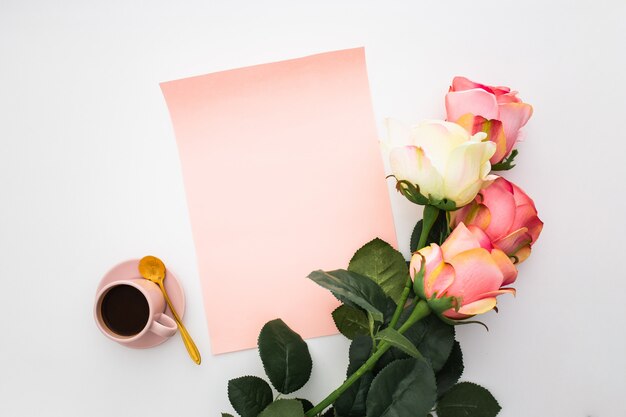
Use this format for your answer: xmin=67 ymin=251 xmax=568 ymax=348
xmin=222 ymin=77 xmax=542 ymax=417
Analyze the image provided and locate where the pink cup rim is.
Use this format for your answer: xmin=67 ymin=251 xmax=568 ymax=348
xmin=94 ymin=279 xmax=162 ymax=343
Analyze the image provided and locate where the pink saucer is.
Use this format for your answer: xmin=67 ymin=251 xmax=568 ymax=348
xmin=96 ymin=259 xmax=186 ymax=349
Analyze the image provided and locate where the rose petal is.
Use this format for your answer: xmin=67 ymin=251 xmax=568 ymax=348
xmin=490 ymin=85 xmax=512 ymax=96
xmin=444 ymin=297 xmax=498 ymax=319
xmin=409 ymin=252 xmax=422 ymax=280
xmin=498 ymin=102 xmax=533 ymax=154
xmin=496 ymin=92 xmax=522 ymax=104
xmin=467 ymin=225 xmax=493 ymax=250
xmin=441 ymin=223 xmax=482 ymax=260
xmin=480 ymin=178 xmax=517 ymax=240
xmin=456 ymin=114 xmax=508 ymax=164
xmin=525 ymin=216 xmax=544 ymax=243
xmin=456 ymin=297 xmax=498 ymax=316
xmin=443 ymin=140 xmax=495 ymax=206
xmin=390 ymin=146 xmax=445 ymax=201
xmin=451 ymin=203 xmax=492 ymax=231
xmin=446 ymin=248 xmax=504 ymax=304
xmin=409 ymin=120 xmax=469 ymax=172
xmin=514 ymin=245 xmax=532 ymax=263
xmin=451 ymin=76 xmax=510 ymax=96
xmin=494 ymin=228 xmax=532 ymax=257
xmin=510 ymin=204 xmax=540 ymax=236
xmin=491 ymin=248 xmax=518 ymax=285
xmin=451 ymin=76 xmax=484 ymax=92
xmin=480 ymin=287 xmax=516 ymax=298
xmin=511 ymin=181 xmax=537 ymax=210
xmin=412 ymin=243 xmax=444 ymax=277
xmin=446 ymin=89 xmax=500 ymax=122
xmin=466 ymin=204 xmax=492 ymax=230
xmin=424 ymin=262 xmax=455 ymax=299
xmin=449 ymin=204 xmax=471 ymax=229
xmin=442 ymin=309 xmax=470 ymax=320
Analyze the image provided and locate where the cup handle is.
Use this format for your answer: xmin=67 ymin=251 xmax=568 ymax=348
xmin=149 ymin=313 xmax=178 ymax=338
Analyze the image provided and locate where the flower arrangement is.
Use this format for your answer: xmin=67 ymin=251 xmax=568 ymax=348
xmin=222 ymin=77 xmax=542 ymax=417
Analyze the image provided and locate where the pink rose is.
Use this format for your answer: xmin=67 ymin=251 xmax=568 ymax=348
xmin=445 ymin=76 xmax=533 ymax=164
xmin=410 ymin=223 xmax=517 ymax=319
xmin=450 ymin=176 xmax=543 ymax=263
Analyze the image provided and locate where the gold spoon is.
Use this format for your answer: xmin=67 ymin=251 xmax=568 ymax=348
xmin=138 ymin=255 xmax=201 ymax=365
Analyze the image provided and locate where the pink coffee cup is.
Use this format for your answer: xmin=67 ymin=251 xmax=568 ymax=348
xmin=94 ymin=278 xmax=177 ymax=344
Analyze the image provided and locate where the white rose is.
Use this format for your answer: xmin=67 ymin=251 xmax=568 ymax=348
xmin=384 ymin=119 xmax=496 ymax=208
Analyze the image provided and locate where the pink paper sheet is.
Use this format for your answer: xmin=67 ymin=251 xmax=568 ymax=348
xmin=161 ymin=48 xmax=397 ymax=354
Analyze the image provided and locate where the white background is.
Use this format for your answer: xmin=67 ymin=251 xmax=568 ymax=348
xmin=1 ymin=1 xmax=625 ymax=416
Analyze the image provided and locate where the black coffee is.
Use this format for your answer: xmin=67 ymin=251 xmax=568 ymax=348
xmin=101 ymin=284 xmax=150 ymax=336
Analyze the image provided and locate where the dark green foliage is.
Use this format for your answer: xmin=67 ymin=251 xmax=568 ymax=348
xmin=227 ymin=376 xmax=273 ymax=417
xmin=436 ymin=341 xmax=464 ymax=397
xmin=258 ymin=319 xmax=312 ymax=394
xmin=348 ymin=238 xmax=409 ymax=304
xmin=258 ymin=399 xmax=305 ymax=417
xmin=410 ymin=213 xmax=450 ymax=253
xmin=295 ymin=398 xmax=314 ymax=412
xmin=374 ymin=328 xmax=422 ymax=359
xmin=332 ymin=305 xmax=369 ymax=340
xmin=491 ymin=149 xmax=518 ymax=171
xmin=376 ymin=314 xmax=454 ymax=373
xmin=334 ymin=336 xmax=374 ymax=416
xmin=436 ymin=382 xmax=501 ymax=417
xmin=308 ymin=270 xmax=388 ymax=322
xmin=366 ymin=358 xmax=437 ymax=417
xmin=322 ymin=408 xmax=336 ymax=417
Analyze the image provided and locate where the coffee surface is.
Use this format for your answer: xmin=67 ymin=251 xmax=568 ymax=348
xmin=101 ymin=284 xmax=150 ymax=336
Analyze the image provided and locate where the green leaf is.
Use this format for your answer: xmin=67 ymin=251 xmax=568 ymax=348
xmin=365 ymin=358 xmax=437 ymax=417
xmin=258 ymin=319 xmax=312 ymax=394
xmin=436 ymin=382 xmax=501 ymax=417
xmin=335 ymin=373 xmax=373 ymax=417
xmin=491 ymin=148 xmax=518 ymax=171
xmin=401 ymin=314 xmax=455 ymax=372
xmin=348 ymin=238 xmax=408 ymax=303
xmin=347 ymin=336 xmax=373 ymax=374
xmin=332 ymin=305 xmax=369 ymax=340
xmin=367 ymin=311 xmax=378 ymax=337
xmin=334 ymin=336 xmax=374 ymax=416
xmin=308 ymin=270 xmax=387 ymax=322
xmin=374 ymin=327 xmax=423 ymax=359
xmin=410 ymin=213 xmax=449 ymax=252
xmin=395 ymin=179 xmax=429 ymax=205
xmin=227 ymin=376 xmax=273 ymax=417
xmin=395 ymin=179 xmax=457 ymax=210
xmin=295 ymin=398 xmax=314 ymax=412
xmin=221 ymin=414 xmax=234 ymax=417
xmin=376 ymin=314 xmax=454 ymax=373
xmin=380 ymin=297 xmax=402 ymax=327
xmin=436 ymin=341 xmax=464 ymax=397
xmin=258 ymin=399 xmax=305 ymax=417
xmin=322 ymin=408 xmax=336 ymax=417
